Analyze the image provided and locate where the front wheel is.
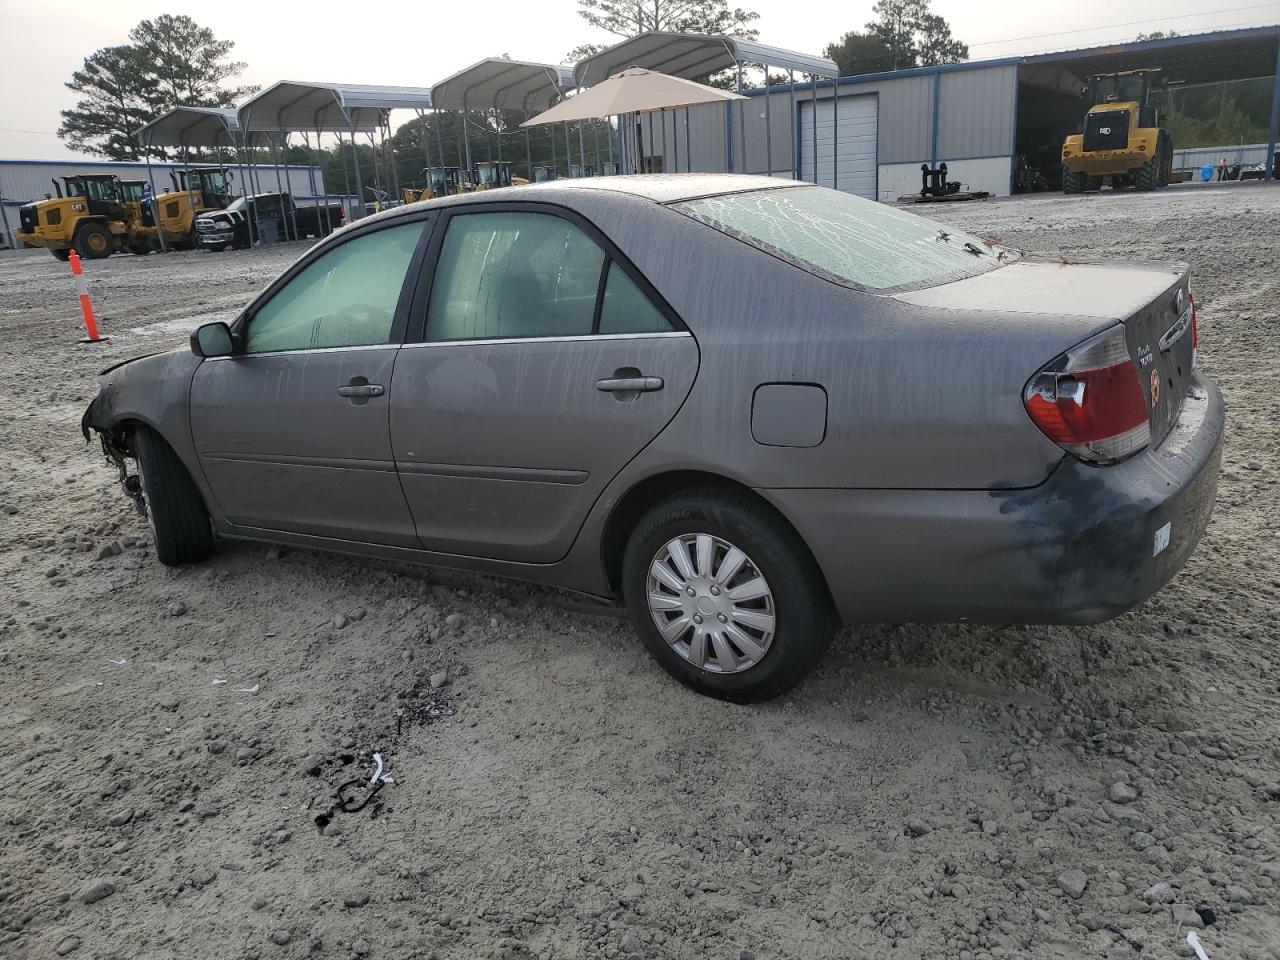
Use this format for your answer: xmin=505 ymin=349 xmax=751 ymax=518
xmin=622 ymin=491 xmax=837 ymax=702
xmin=75 ymin=222 xmax=113 ymax=259
xmin=134 ymin=426 xmax=215 ymax=565
xmin=52 ymin=249 xmax=71 ymax=262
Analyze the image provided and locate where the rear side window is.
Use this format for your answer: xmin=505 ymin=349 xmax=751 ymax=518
xmin=673 ymin=186 xmax=1017 ymax=293
xmin=427 ymin=212 xmax=604 ymax=341
xmin=598 ymin=261 xmax=671 ymax=334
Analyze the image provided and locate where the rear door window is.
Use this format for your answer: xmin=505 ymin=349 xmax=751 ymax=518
xmin=673 ymin=186 xmax=1017 ymax=293
xmin=426 ymin=212 xmax=604 ymax=341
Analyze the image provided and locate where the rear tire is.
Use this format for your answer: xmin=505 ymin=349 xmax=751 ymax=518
xmin=205 ymin=243 xmax=228 ymax=253
xmin=75 ymin=222 xmax=113 ymax=260
xmin=621 ymin=490 xmax=837 ymax=702
xmin=52 ymin=249 xmax=71 ymax=262
xmin=1062 ymin=165 xmax=1085 ymax=194
xmin=1135 ymin=153 xmax=1158 ymax=191
xmin=133 ymin=426 xmax=215 ymax=566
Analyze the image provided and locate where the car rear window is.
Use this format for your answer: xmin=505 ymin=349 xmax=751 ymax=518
xmin=672 ymin=186 xmax=1016 ymax=293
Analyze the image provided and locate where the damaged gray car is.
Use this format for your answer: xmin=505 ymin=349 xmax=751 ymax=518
xmin=83 ymin=175 xmax=1224 ymax=701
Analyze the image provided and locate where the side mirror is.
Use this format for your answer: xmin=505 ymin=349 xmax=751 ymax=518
xmin=191 ymin=321 xmax=235 ymax=358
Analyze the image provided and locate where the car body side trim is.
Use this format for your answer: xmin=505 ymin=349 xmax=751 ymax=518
xmin=203 ymin=452 xmax=397 ymax=472
xmin=202 ymin=343 xmax=396 ymax=361
xmin=394 ymin=461 xmax=589 ymax=484
xmin=400 ymin=331 xmax=691 ymax=350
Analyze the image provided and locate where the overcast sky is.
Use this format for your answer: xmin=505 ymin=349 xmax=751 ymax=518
xmin=1 ymin=0 xmax=1277 ymax=160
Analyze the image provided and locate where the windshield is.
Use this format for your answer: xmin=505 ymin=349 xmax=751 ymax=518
xmin=1092 ymin=75 xmax=1146 ymax=103
xmin=225 ymin=197 xmax=247 ymax=213
xmin=673 ymin=186 xmax=1016 ymax=293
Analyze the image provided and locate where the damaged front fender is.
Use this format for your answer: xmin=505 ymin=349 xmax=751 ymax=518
xmin=79 ymin=347 xmax=210 ymax=517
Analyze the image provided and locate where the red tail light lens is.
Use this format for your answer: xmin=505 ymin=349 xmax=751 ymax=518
xmin=1024 ymin=326 xmax=1150 ymax=465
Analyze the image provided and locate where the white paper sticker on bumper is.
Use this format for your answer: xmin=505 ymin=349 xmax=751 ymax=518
xmin=1153 ymin=522 xmax=1171 ymax=557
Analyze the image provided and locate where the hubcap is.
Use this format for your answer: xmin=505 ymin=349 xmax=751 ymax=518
xmin=646 ymin=533 xmax=776 ymax=674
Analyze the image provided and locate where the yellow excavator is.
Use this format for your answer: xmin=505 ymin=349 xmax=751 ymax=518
xmin=15 ymin=174 xmax=153 ymax=260
xmin=153 ymin=166 xmax=235 ymax=247
xmin=1062 ymin=70 xmax=1173 ymax=193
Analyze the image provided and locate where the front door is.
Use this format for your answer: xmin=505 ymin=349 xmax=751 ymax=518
xmin=390 ymin=208 xmax=699 ymax=563
xmin=190 ymin=218 xmax=430 ymax=546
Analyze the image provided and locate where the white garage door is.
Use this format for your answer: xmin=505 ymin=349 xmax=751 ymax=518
xmin=798 ymin=94 xmax=877 ymax=198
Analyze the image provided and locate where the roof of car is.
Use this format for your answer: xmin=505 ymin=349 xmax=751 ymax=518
xmin=355 ymin=174 xmax=802 ymax=232
xmin=510 ymin=173 xmax=797 ymax=204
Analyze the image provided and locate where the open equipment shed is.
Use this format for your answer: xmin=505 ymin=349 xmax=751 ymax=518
xmin=1015 ymin=26 xmax=1280 ymax=189
xmin=238 ymin=80 xmax=435 ymax=218
xmin=430 ymin=59 xmax=575 ymax=178
xmin=575 ymin=32 xmax=838 ymax=183
xmin=671 ymin=24 xmax=1280 ymax=200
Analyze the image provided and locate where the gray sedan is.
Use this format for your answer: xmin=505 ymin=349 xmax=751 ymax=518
xmin=82 ymin=175 xmax=1224 ymax=701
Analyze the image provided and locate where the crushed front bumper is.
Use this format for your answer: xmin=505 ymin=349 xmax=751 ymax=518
xmin=769 ymin=374 xmax=1225 ymax=625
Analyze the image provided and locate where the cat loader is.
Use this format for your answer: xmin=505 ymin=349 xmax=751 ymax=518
xmin=1062 ymin=70 xmax=1173 ymax=193
xmin=401 ymin=167 xmax=469 ymax=204
xmin=15 ymin=174 xmax=150 ymax=260
xmin=154 ymin=166 xmax=235 ymax=247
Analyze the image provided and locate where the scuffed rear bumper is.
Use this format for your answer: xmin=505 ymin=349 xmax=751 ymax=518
xmin=768 ymin=374 xmax=1224 ymax=625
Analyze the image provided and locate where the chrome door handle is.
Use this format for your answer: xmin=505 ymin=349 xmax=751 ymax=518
xmin=596 ymin=376 xmax=663 ymax=393
xmin=337 ymin=384 xmax=384 ymax=398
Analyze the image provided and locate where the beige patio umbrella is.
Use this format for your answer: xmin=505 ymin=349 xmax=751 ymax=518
xmin=520 ymin=67 xmax=746 ymax=174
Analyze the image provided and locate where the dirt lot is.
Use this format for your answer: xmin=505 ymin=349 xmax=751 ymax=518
xmin=2 ymin=182 xmax=1279 ymax=960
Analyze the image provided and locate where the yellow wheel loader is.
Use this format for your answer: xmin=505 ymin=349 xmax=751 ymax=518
xmin=473 ymin=161 xmax=528 ymax=190
xmin=1062 ymin=70 xmax=1173 ymax=194
xmin=154 ymin=166 xmax=235 ymax=247
xmin=117 ymin=180 xmax=161 ymax=254
xmin=401 ymin=167 xmax=470 ymax=204
xmin=15 ymin=174 xmax=143 ymax=261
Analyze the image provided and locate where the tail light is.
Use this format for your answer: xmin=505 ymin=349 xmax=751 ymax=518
xmin=338 ymin=206 xmax=347 ymax=224
xmin=1024 ymin=325 xmax=1150 ymax=465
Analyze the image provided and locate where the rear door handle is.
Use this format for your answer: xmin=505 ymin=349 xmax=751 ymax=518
xmin=337 ymin=384 xmax=384 ymax=398
xmin=596 ymin=376 xmax=663 ymax=393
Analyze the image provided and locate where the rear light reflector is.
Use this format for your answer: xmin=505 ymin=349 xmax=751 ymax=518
xmin=1024 ymin=325 xmax=1150 ymax=465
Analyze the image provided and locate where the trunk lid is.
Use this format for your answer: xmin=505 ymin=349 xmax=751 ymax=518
xmin=894 ymin=259 xmax=1194 ymax=449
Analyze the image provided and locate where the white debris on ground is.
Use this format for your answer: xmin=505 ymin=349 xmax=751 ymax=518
xmin=1 ymin=184 xmax=1278 ymax=960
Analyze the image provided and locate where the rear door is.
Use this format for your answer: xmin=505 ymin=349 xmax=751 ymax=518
xmin=389 ymin=205 xmax=699 ymax=562
xmin=190 ymin=216 xmax=432 ymax=546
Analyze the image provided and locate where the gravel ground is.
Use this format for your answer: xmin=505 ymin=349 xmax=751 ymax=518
xmin=2 ymin=182 xmax=1278 ymax=960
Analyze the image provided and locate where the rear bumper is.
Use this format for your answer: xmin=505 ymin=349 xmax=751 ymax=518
xmin=769 ymin=374 xmax=1224 ymax=625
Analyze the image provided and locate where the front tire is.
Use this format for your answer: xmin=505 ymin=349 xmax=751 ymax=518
xmin=621 ymin=491 xmax=837 ymax=702
xmin=75 ymin=222 xmax=113 ymax=259
xmin=52 ymin=249 xmax=71 ymax=262
xmin=134 ymin=426 xmax=215 ymax=565
xmin=1062 ymin=165 xmax=1085 ymax=194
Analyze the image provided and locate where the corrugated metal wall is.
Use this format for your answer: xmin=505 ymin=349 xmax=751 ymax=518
xmin=653 ymin=63 xmax=1017 ymax=184
xmin=0 ymin=159 xmax=325 ymax=208
xmin=936 ymin=65 xmax=1018 ymax=160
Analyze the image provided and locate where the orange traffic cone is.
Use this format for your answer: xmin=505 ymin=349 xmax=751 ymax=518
xmin=69 ymin=249 xmax=108 ymax=343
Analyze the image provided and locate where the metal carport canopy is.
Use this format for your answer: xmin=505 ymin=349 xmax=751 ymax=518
xmin=135 ymin=106 xmax=247 ymax=148
xmin=431 ymin=59 xmax=574 ymax=111
xmin=237 ymin=80 xmax=434 ymax=132
xmin=574 ymin=32 xmax=838 ymax=88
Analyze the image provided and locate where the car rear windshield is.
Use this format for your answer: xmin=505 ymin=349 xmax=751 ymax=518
xmin=672 ymin=186 xmax=1016 ymax=293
